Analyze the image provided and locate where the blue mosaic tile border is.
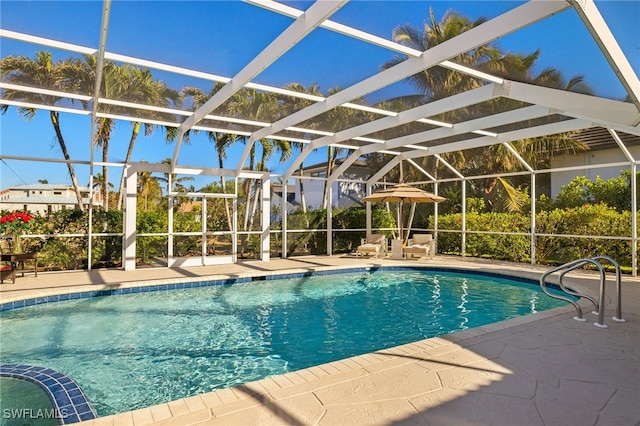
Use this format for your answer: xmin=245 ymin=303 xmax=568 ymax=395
xmin=0 ymin=266 xmax=554 ymax=312
xmin=0 ymin=364 xmax=97 ymax=424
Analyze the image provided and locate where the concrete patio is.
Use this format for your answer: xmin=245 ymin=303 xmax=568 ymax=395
xmin=1 ymin=255 xmax=638 ymax=425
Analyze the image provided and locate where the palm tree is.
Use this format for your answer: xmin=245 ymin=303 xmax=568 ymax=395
xmin=279 ymin=83 xmax=325 ymax=213
xmin=156 ymin=158 xmax=194 ymax=210
xmin=318 ymin=88 xmax=371 ymax=209
xmin=225 ymin=87 xmax=291 ymax=246
xmin=114 ymin=68 xmax=182 ymax=210
xmin=70 ymin=56 xmax=181 ymax=211
xmin=383 ymin=8 xmax=499 ymax=101
xmin=137 ymin=165 xmax=163 ymax=212
xmin=181 ymin=84 xmax=237 ymax=231
xmin=382 ymin=8 xmax=592 ymax=212
xmin=89 ymin=173 xmax=113 ymax=205
xmin=0 ymin=51 xmax=87 ymax=211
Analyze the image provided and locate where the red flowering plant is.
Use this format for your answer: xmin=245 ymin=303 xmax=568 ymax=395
xmin=0 ymin=211 xmax=35 ymax=253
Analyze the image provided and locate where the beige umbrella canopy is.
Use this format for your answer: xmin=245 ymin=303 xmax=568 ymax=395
xmin=362 ymin=183 xmax=446 ymax=241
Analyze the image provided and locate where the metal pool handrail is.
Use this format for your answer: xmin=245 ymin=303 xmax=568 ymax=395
xmin=540 ymin=256 xmax=625 ymax=328
xmin=591 ymin=255 xmax=625 ymax=323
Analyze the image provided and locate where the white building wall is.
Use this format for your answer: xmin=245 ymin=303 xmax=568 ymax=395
xmin=550 ymin=146 xmax=640 ymax=197
xmin=0 ymin=184 xmax=99 ymax=215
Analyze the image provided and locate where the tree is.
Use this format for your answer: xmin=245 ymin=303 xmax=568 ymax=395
xmin=225 ymin=88 xmax=291 ymax=249
xmin=115 ymin=68 xmax=182 ymax=210
xmin=181 ymin=84 xmax=237 ymax=231
xmin=318 ymin=88 xmax=371 ymax=208
xmin=137 ymin=166 xmax=163 ymax=212
xmin=383 ymin=9 xmax=499 ymax=101
xmin=1 ymin=51 xmax=87 ymax=211
xmin=157 ymin=158 xmax=194 ymax=210
xmin=89 ymin=172 xmax=113 ymax=201
xmin=382 ymin=8 xmax=591 ymax=212
xmin=279 ymin=83 xmax=326 ymax=212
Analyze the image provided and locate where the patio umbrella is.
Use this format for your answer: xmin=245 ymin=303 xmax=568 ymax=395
xmin=361 ymin=183 xmax=446 ymax=242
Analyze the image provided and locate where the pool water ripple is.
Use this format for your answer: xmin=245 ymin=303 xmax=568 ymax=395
xmin=0 ymin=270 xmax=567 ymax=416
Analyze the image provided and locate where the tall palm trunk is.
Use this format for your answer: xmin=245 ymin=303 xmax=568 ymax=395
xmin=117 ymin=122 xmax=141 ymax=210
xmin=102 ymin=140 xmax=109 ymax=210
xmin=240 ymin=147 xmax=256 ymax=256
xmin=299 ymin=164 xmax=307 ymax=213
xmin=50 ymin=111 xmax=85 ymax=212
xmin=248 ymin=182 xmax=261 ymax=237
xmin=217 ymin=151 xmax=233 ymax=232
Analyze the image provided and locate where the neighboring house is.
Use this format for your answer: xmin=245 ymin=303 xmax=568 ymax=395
xmin=0 ymin=184 xmax=101 ymax=215
xmin=550 ymin=128 xmax=640 ymax=197
xmin=273 ymin=159 xmax=370 ymax=212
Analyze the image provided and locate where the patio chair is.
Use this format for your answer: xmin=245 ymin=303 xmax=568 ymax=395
xmin=404 ymin=234 xmax=434 ymax=260
xmin=356 ymin=234 xmax=387 ymax=259
xmin=0 ymin=263 xmax=15 ymax=284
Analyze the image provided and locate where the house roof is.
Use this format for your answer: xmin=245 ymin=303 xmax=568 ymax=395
xmin=571 ymin=127 xmax=640 ymax=152
xmin=0 ymin=196 xmax=95 ymax=205
xmin=7 ymin=184 xmax=91 ymax=192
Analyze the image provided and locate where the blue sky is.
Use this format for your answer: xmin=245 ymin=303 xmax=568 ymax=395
xmin=1 ymin=0 xmax=638 ymax=190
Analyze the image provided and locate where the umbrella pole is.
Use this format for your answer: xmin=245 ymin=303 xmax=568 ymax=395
xmin=405 ymin=202 xmax=416 ymax=245
xmin=399 ymin=202 xmax=404 ymax=243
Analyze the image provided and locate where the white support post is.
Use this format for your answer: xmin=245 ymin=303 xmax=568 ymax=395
xmin=366 ymin=183 xmax=372 ymax=235
xmin=233 ymin=177 xmax=238 ymax=263
xmin=87 ymin=181 xmax=93 ymax=272
xmin=167 ymin=170 xmax=174 ymax=262
xmin=434 ymin=181 xmax=439 ymax=255
xmin=281 ymin=181 xmax=288 ymax=259
xmin=261 ymin=176 xmax=270 ymax=262
xmin=531 ymin=173 xmax=536 ymax=266
xmin=632 ymin=163 xmax=638 ymax=277
xmin=201 ymin=196 xmax=207 ymax=263
xmin=461 ymin=179 xmax=467 ymax=257
xmin=327 ymin=185 xmax=333 ymax=256
xmin=123 ymin=167 xmax=137 ymax=271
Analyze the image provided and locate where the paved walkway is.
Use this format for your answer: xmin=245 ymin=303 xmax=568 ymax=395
xmin=1 ymin=256 xmax=638 ymax=425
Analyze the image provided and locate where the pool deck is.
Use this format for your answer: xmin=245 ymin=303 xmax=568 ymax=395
xmin=1 ymin=255 xmax=638 ymax=426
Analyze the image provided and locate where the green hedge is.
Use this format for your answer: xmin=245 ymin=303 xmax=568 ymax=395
xmin=434 ymin=203 xmax=635 ymax=269
xmin=436 ymin=212 xmax=531 ymax=262
xmin=4 ymin=203 xmax=636 ymax=271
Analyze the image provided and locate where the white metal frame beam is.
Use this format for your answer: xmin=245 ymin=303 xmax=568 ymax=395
xmin=363 ymin=118 xmax=590 ymax=185
xmin=569 ymin=0 xmax=640 ymax=113
xmin=171 ymin=0 xmax=348 ymax=168
xmin=328 ymin=103 xmax=551 ymax=183
xmin=505 ymin=81 xmax=640 ymax=133
xmin=238 ymin=0 xmax=571 ymax=173
xmin=303 ymin=84 xmax=496 ymax=182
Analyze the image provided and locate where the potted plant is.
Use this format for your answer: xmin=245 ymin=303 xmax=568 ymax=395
xmin=0 ymin=211 xmax=35 ymax=254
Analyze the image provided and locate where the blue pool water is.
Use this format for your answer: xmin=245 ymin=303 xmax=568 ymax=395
xmin=0 ymin=269 xmax=567 ymax=416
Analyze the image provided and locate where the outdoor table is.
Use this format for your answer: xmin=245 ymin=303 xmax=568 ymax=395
xmin=1 ymin=253 xmax=38 ymax=278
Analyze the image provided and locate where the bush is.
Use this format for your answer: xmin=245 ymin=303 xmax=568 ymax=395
xmin=536 ymin=204 xmax=633 ymax=266
xmin=332 ymin=207 xmax=396 ymax=253
xmin=435 ymin=204 xmax=635 ymax=269
xmin=434 ymin=212 xmax=530 ymax=261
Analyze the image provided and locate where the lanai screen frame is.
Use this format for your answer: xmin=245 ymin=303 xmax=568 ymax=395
xmin=0 ymin=0 xmax=638 ymax=274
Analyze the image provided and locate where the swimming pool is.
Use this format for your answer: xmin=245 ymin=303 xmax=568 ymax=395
xmin=0 ymin=268 xmax=568 ymax=416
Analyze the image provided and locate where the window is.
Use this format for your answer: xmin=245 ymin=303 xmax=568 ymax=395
xmin=54 ymin=191 xmax=62 ymax=195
